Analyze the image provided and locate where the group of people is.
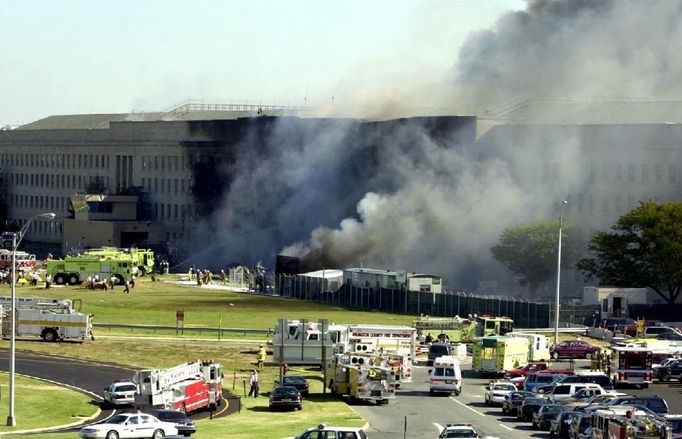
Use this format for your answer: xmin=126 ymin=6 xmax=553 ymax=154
xmin=590 ymin=349 xmax=612 ymax=372
xmin=188 ymin=266 xmax=214 ymax=286
xmin=84 ymin=274 xmax=135 ymax=293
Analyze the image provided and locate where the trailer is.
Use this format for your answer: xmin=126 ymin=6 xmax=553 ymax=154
xmin=0 ymin=296 xmax=93 ymax=342
xmin=133 ymin=360 xmax=222 ymax=413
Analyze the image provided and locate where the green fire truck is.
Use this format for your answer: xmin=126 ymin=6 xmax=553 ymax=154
xmin=82 ymin=247 xmax=155 ymax=275
xmin=47 ymin=254 xmax=137 ymax=285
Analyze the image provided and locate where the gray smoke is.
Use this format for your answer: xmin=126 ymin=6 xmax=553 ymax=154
xmin=200 ymin=0 xmax=682 ymax=291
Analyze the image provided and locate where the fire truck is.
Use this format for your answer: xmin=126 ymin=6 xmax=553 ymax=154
xmin=413 ymin=315 xmax=514 ymax=343
xmin=346 ymin=324 xmax=416 ymax=383
xmin=133 ymin=360 xmax=223 ymax=413
xmin=332 ymin=350 xmax=405 ymax=387
xmin=0 ymin=249 xmax=37 ymax=271
xmin=46 ymin=254 xmax=136 ymax=285
xmin=271 ymin=319 xmax=349 ymax=365
xmin=0 ymin=296 xmax=94 ymax=342
xmin=83 ymin=247 xmax=155 ymax=276
xmin=609 ymin=346 xmax=653 ymax=389
xmin=591 ymin=407 xmax=670 ymax=439
xmin=325 ymin=353 xmax=396 ymax=405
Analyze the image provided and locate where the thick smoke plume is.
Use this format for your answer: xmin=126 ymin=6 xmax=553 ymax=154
xmin=198 ymin=0 xmax=682 ymax=291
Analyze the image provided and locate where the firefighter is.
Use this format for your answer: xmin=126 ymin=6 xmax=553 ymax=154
xmin=257 ymin=344 xmax=267 ymax=370
xmin=596 ymin=350 xmax=603 ymax=372
xmin=603 ymin=350 xmax=611 ymax=373
xmin=590 ymin=351 xmax=599 ymax=372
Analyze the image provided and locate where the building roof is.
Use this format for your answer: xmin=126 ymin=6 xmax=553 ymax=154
xmin=483 ymin=98 xmax=682 ymax=125
xmin=344 ymin=268 xmax=400 ymax=276
xmin=301 ymin=269 xmax=344 ymax=279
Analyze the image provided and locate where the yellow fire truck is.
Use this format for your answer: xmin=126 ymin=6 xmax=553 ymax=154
xmin=326 ymin=353 xmax=397 ymax=404
xmin=83 ymin=247 xmax=155 ymax=275
xmin=472 ymin=335 xmax=529 ymax=375
xmin=47 ymin=254 xmax=136 ymax=285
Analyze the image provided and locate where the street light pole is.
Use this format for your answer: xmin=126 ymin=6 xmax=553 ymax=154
xmin=553 ymin=201 xmax=568 ymax=348
xmin=7 ymin=212 xmax=56 ymax=427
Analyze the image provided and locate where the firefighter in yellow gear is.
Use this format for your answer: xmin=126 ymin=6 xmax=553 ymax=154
xmin=257 ymin=344 xmax=267 ymax=370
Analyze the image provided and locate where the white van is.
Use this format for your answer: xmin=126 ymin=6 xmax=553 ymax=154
xmin=548 ymin=383 xmax=603 ymax=402
xmin=429 ymin=356 xmax=462 ymax=396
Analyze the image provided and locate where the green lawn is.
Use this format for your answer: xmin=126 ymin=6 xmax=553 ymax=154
xmin=1 ymin=275 xmax=401 ymax=438
xmin=0 ymin=372 xmax=97 ymax=434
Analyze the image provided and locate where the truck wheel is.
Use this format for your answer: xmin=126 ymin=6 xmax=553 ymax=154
xmin=552 ymin=352 xmax=559 ymax=360
xmin=68 ymin=274 xmax=79 ymax=285
xmin=329 ymin=381 xmax=336 ymax=395
xmin=138 ymin=267 xmax=146 ymax=276
xmin=585 ymin=353 xmax=592 ymax=359
xmin=152 ymin=430 xmax=165 ymax=439
xmin=663 ymin=374 xmax=671 ymax=382
xmin=42 ymin=329 xmax=58 ymax=342
xmin=114 ymin=274 xmax=124 ymax=285
xmin=54 ymin=274 xmax=65 ymax=285
xmin=105 ymin=431 xmax=119 ymax=439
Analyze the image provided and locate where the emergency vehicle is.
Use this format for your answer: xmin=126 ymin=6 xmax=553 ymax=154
xmin=336 ymin=350 xmax=406 ymax=387
xmin=609 ymin=346 xmax=653 ymax=388
xmin=472 ymin=335 xmax=529 ymax=375
xmin=133 ymin=360 xmax=222 ymax=413
xmin=346 ymin=324 xmax=416 ymax=383
xmin=429 ymin=356 xmax=462 ymax=396
xmin=46 ymin=254 xmax=136 ymax=285
xmin=476 ymin=315 xmax=515 ymax=337
xmin=0 ymin=296 xmax=94 ymax=342
xmin=507 ymin=332 xmax=551 ymax=362
xmin=83 ymin=247 xmax=155 ymax=275
xmin=0 ymin=249 xmax=37 ymax=271
xmin=413 ymin=315 xmax=477 ymax=343
xmin=591 ymin=407 xmax=670 ymax=439
xmin=325 ymin=353 xmax=396 ymax=404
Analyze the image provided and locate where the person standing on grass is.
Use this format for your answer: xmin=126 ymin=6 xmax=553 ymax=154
xmin=248 ymin=370 xmax=259 ymax=397
xmin=123 ymin=279 xmax=130 ymax=294
xmin=257 ymin=344 xmax=267 ymax=370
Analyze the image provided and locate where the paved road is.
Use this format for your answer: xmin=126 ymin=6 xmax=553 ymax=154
xmin=355 ymin=358 xmax=682 ymax=439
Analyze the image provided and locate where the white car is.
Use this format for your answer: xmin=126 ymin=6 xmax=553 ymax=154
xmin=103 ymin=381 xmax=138 ymax=407
xmin=79 ymin=413 xmax=178 ymax=439
xmin=484 ymin=381 xmax=517 ymax=406
xmin=294 ymin=423 xmax=368 ymax=439
xmin=439 ymin=423 xmax=480 ymax=439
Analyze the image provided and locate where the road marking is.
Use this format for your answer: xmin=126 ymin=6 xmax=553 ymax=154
xmin=499 ymin=424 xmax=514 ymax=431
xmin=449 ymin=396 xmax=485 ymax=416
xmin=472 ymin=394 xmax=482 ymax=397
xmin=434 ymin=422 xmax=444 ymax=432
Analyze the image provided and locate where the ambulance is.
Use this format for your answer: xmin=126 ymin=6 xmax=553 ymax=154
xmin=429 ymin=356 xmax=462 ymax=396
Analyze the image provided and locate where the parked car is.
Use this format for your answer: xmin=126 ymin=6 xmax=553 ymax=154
xmin=563 ymin=393 xmax=626 ymax=412
xmin=557 ymin=386 xmax=612 ymax=404
xmin=502 ymin=390 xmax=534 ymax=416
xmin=505 ymin=362 xmax=549 ymax=379
xmin=79 ymin=413 xmax=178 ymax=439
xmin=484 ymin=381 xmax=517 ymax=406
xmin=550 ymin=340 xmax=600 ymax=360
xmin=643 ymin=326 xmax=679 ymax=338
xmin=665 ymin=415 xmax=682 ymax=439
xmin=602 ymin=318 xmax=636 ymax=333
xmin=277 ymin=375 xmax=310 ymax=397
xmin=550 ymin=411 xmax=580 ymax=438
xmin=525 ymin=372 xmax=568 ymax=392
xmin=102 ymin=380 xmax=138 ymax=407
xmin=655 ymin=359 xmax=682 ymax=382
xmin=518 ymin=396 xmax=548 ymax=421
xmin=532 ymin=404 xmax=568 ymax=430
xmin=602 ymin=396 xmax=669 ymax=414
xmin=558 ymin=373 xmax=612 ymax=390
xmin=269 ymin=386 xmax=302 ymax=411
xmin=438 ymin=423 xmax=480 ymax=439
xmin=548 ymin=383 xmax=604 ymax=403
xmin=148 ymin=409 xmax=196 ymax=437
xmin=624 ymin=320 xmax=664 ymax=337
xmin=657 ymin=332 xmax=682 ymax=341
xmin=295 ymin=423 xmax=368 ymax=439
xmin=568 ymin=413 xmax=592 ymax=439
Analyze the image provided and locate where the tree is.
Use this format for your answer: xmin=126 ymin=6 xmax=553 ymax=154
xmin=491 ymin=220 xmax=580 ymax=298
xmin=577 ymin=201 xmax=682 ymax=304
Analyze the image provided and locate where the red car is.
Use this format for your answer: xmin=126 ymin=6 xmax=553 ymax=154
xmin=550 ymin=340 xmax=600 ymax=360
xmin=506 ymin=362 xmax=549 ymax=379
xmin=624 ymin=320 xmax=664 ymax=337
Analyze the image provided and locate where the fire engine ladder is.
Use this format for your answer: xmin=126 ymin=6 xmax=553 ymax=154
xmin=157 ymin=361 xmax=203 ymax=388
xmin=0 ymin=296 xmax=72 ymax=310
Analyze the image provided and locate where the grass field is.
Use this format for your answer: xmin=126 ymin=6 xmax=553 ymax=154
xmin=0 ymin=372 xmax=97 ymax=434
xmin=0 ymin=275 xmax=392 ymax=438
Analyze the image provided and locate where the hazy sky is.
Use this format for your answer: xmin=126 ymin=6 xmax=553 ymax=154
xmin=1 ymin=0 xmax=524 ymax=125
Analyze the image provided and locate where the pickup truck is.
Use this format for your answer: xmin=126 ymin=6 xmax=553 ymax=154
xmin=506 ymin=362 xmax=548 ymax=379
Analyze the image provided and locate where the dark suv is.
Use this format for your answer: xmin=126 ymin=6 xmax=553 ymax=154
xmin=655 ymin=359 xmax=682 ymax=382
xmin=149 ymin=409 xmax=196 ymax=437
xmin=428 ymin=343 xmax=455 ymax=366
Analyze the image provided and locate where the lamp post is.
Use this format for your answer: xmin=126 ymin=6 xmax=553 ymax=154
xmin=7 ymin=212 xmax=55 ymax=427
xmin=553 ymin=201 xmax=568 ymax=348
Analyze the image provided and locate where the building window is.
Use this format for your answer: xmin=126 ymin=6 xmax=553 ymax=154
xmin=628 ymin=164 xmax=636 ymax=182
xmin=670 ymin=165 xmax=678 ymax=183
xmin=641 ymin=164 xmax=649 ymax=183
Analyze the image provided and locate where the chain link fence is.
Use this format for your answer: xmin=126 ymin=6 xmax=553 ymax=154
xmin=275 ymin=274 xmax=552 ymax=328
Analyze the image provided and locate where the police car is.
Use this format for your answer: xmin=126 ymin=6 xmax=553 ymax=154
xmin=439 ymin=423 xmax=480 ymax=439
xmin=294 ymin=423 xmax=368 ymax=439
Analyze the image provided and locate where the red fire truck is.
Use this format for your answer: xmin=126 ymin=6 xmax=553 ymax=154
xmin=133 ymin=360 xmax=222 ymax=413
xmin=609 ymin=346 xmax=653 ymax=389
xmin=0 ymin=249 xmax=37 ymax=271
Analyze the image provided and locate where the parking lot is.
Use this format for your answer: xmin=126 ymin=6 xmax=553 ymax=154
xmin=354 ymin=358 xmax=682 ymax=439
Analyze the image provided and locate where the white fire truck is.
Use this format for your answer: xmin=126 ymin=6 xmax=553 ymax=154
xmin=325 ymin=353 xmax=396 ymax=405
xmin=0 ymin=296 xmax=93 ymax=342
xmin=609 ymin=346 xmax=653 ymax=389
xmin=133 ymin=360 xmax=223 ymax=413
xmin=346 ymin=324 xmax=416 ymax=383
